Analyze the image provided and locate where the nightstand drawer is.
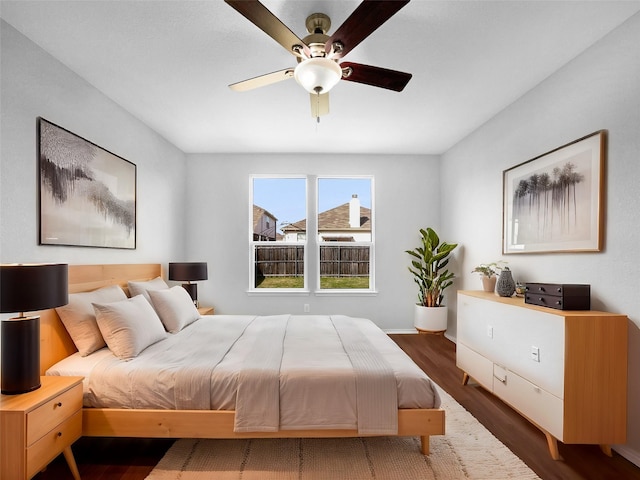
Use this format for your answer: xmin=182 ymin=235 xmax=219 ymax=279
xmin=26 ymin=410 xmax=82 ymax=478
xmin=26 ymin=383 xmax=82 ymax=445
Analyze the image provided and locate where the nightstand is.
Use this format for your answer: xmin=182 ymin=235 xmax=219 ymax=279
xmin=198 ymin=306 xmax=215 ymax=315
xmin=1 ymin=376 xmax=83 ymax=480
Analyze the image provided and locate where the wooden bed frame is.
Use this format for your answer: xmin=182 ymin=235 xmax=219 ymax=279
xmin=39 ymin=264 xmax=445 ymax=454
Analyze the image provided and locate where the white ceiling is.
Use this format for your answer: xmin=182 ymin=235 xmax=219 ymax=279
xmin=1 ymin=1 xmax=639 ymax=155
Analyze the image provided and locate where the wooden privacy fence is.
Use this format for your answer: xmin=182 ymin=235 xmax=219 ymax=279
xmin=255 ymin=245 xmax=304 ymax=277
xmin=255 ymin=245 xmax=369 ymax=277
xmin=320 ymin=245 xmax=369 ymax=277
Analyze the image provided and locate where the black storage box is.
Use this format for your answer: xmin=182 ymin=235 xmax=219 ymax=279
xmin=524 ymin=283 xmax=590 ymax=310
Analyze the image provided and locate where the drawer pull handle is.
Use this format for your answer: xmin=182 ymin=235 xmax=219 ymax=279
xmin=56 ymin=402 xmax=62 ymax=407
xmin=57 ymin=432 xmax=62 ymax=437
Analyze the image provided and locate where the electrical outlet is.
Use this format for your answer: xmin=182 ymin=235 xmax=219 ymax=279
xmin=487 ymin=325 xmax=493 ymax=338
xmin=304 ymin=303 xmax=310 ymax=313
xmin=531 ymin=346 xmax=540 ymax=362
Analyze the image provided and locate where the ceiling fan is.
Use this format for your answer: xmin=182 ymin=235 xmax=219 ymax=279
xmin=225 ymin=0 xmax=412 ymax=120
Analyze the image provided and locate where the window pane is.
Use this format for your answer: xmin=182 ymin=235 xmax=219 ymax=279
xmin=252 ymin=177 xmax=306 ymax=289
xmin=319 ymin=244 xmax=370 ymax=289
xmin=318 ymin=178 xmax=372 ymax=289
xmin=255 ymin=244 xmax=304 ymax=288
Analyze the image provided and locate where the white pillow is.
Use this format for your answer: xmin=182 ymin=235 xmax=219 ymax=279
xmin=93 ymin=295 xmax=167 ymax=360
xmin=128 ymin=276 xmax=169 ymax=301
xmin=148 ymin=286 xmax=200 ymax=333
xmin=56 ymin=285 xmax=127 ymax=356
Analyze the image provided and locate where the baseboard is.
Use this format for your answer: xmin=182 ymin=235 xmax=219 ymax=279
xmin=612 ymin=444 xmax=640 ymax=468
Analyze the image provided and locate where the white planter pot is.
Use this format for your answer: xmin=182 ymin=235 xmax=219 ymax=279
xmin=414 ymin=304 xmax=448 ymax=334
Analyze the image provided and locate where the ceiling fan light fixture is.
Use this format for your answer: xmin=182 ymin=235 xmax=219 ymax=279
xmin=294 ymin=57 xmax=342 ymax=94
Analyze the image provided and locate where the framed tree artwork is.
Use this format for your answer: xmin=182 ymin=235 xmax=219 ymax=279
xmin=38 ymin=118 xmax=136 ymax=249
xmin=502 ymin=131 xmax=605 ymax=254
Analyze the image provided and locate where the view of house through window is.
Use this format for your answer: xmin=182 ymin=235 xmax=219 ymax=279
xmin=250 ymin=176 xmax=373 ymax=291
xmin=251 ymin=177 xmax=306 ymax=289
xmin=317 ymin=177 xmax=373 ymax=290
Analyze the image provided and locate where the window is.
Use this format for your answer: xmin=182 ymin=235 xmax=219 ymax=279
xmin=317 ymin=177 xmax=373 ymax=291
xmin=249 ymin=175 xmax=374 ymax=294
xmin=250 ymin=176 xmax=307 ymax=290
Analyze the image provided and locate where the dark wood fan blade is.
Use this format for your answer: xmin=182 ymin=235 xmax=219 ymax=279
xmin=225 ymin=0 xmax=310 ymax=58
xmin=229 ymin=68 xmax=295 ymax=92
xmin=325 ymin=0 xmax=410 ymax=59
xmin=340 ymin=62 xmax=412 ymax=92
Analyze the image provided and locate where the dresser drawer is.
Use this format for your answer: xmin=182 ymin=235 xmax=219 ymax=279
xmin=26 ymin=410 xmax=82 ymax=478
xmin=457 ymin=343 xmax=494 ymax=391
xmin=493 ymin=368 xmax=564 ymax=440
xmin=524 ymin=293 xmax=565 ymax=309
xmin=26 ymin=383 xmax=82 ymax=445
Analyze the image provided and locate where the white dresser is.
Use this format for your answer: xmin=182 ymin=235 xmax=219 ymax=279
xmin=456 ymin=290 xmax=627 ymax=459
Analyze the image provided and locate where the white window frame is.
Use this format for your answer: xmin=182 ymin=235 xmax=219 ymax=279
xmin=248 ymin=175 xmax=309 ymax=295
xmin=315 ymin=175 xmax=376 ymax=296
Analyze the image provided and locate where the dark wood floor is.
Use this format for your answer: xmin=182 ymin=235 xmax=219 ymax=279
xmin=35 ymin=334 xmax=640 ymax=480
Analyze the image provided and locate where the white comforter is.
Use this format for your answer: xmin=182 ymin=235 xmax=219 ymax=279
xmin=48 ymin=315 xmax=441 ymax=434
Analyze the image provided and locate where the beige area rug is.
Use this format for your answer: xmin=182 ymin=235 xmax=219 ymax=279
xmin=145 ymin=387 xmax=540 ymax=479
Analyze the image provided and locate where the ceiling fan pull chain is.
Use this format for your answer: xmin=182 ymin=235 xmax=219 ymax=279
xmin=315 ymin=88 xmax=321 ymax=124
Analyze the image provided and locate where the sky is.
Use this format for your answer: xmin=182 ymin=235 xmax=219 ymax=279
xmin=253 ymin=177 xmax=372 ymax=231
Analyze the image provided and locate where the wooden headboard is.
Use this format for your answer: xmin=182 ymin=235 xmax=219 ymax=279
xmin=38 ymin=263 xmax=162 ymax=374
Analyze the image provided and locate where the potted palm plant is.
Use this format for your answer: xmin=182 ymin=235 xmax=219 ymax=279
xmin=406 ymin=227 xmax=458 ymax=333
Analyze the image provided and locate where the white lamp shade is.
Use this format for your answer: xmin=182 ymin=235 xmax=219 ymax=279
xmin=294 ymin=57 xmax=342 ymax=94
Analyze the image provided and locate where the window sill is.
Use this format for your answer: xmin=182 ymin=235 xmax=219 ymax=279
xmin=314 ymin=289 xmax=378 ymax=297
xmin=247 ymin=289 xmax=311 ymax=297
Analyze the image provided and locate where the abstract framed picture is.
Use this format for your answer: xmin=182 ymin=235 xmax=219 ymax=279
xmin=38 ymin=118 xmax=136 ymax=249
xmin=502 ymin=131 xmax=605 ymax=254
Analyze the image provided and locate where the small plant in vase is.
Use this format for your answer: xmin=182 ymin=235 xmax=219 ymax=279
xmin=471 ymin=261 xmax=506 ymax=292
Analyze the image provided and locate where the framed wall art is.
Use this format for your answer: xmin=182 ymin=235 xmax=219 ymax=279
xmin=502 ymin=130 xmax=605 ymax=254
xmin=38 ymin=118 xmax=136 ymax=249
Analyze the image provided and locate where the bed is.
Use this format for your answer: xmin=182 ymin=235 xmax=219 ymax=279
xmin=39 ymin=264 xmax=445 ymax=454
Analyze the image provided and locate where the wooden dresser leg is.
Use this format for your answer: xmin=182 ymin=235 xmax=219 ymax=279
xmin=420 ymin=436 xmax=430 ymax=455
xmin=63 ymin=446 xmax=81 ymax=480
xmin=462 ymin=372 xmax=470 ymax=385
xmin=544 ymin=432 xmax=563 ymax=461
xmin=600 ymin=444 xmax=613 ymax=457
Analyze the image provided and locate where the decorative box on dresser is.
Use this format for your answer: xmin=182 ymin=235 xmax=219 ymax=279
xmin=456 ymin=290 xmax=627 ymax=460
xmin=1 ymin=376 xmax=83 ymax=480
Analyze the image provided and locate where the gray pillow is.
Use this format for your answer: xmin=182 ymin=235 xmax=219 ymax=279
xmin=93 ymin=294 xmax=167 ymax=360
xmin=56 ymin=285 xmax=127 ymax=356
xmin=148 ymin=286 xmax=200 ymax=333
xmin=128 ymin=276 xmax=169 ymax=302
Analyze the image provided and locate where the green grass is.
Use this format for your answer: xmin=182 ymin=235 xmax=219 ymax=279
xmin=256 ymin=276 xmax=369 ymax=289
xmin=255 ymin=277 xmax=304 ymax=288
xmin=320 ymin=277 xmax=369 ymax=289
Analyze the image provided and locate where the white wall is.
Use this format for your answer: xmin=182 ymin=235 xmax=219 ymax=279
xmin=185 ymin=153 xmax=441 ymax=332
xmin=440 ymin=13 xmax=640 ymax=465
xmin=0 ymin=20 xmax=186 ymax=265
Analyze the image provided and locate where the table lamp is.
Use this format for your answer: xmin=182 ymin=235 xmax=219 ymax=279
xmin=168 ymin=262 xmax=208 ymax=306
xmin=1 ymin=263 xmax=68 ymax=394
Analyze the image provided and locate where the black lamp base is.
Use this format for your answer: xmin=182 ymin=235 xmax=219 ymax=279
xmin=182 ymin=283 xmax=198 ymax=307
xmin=1 ymin=316 xmax=41 ymax=395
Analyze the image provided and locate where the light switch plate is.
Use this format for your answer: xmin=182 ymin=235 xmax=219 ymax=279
xmin=531 ymin=346 xmax=540 ymax=362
